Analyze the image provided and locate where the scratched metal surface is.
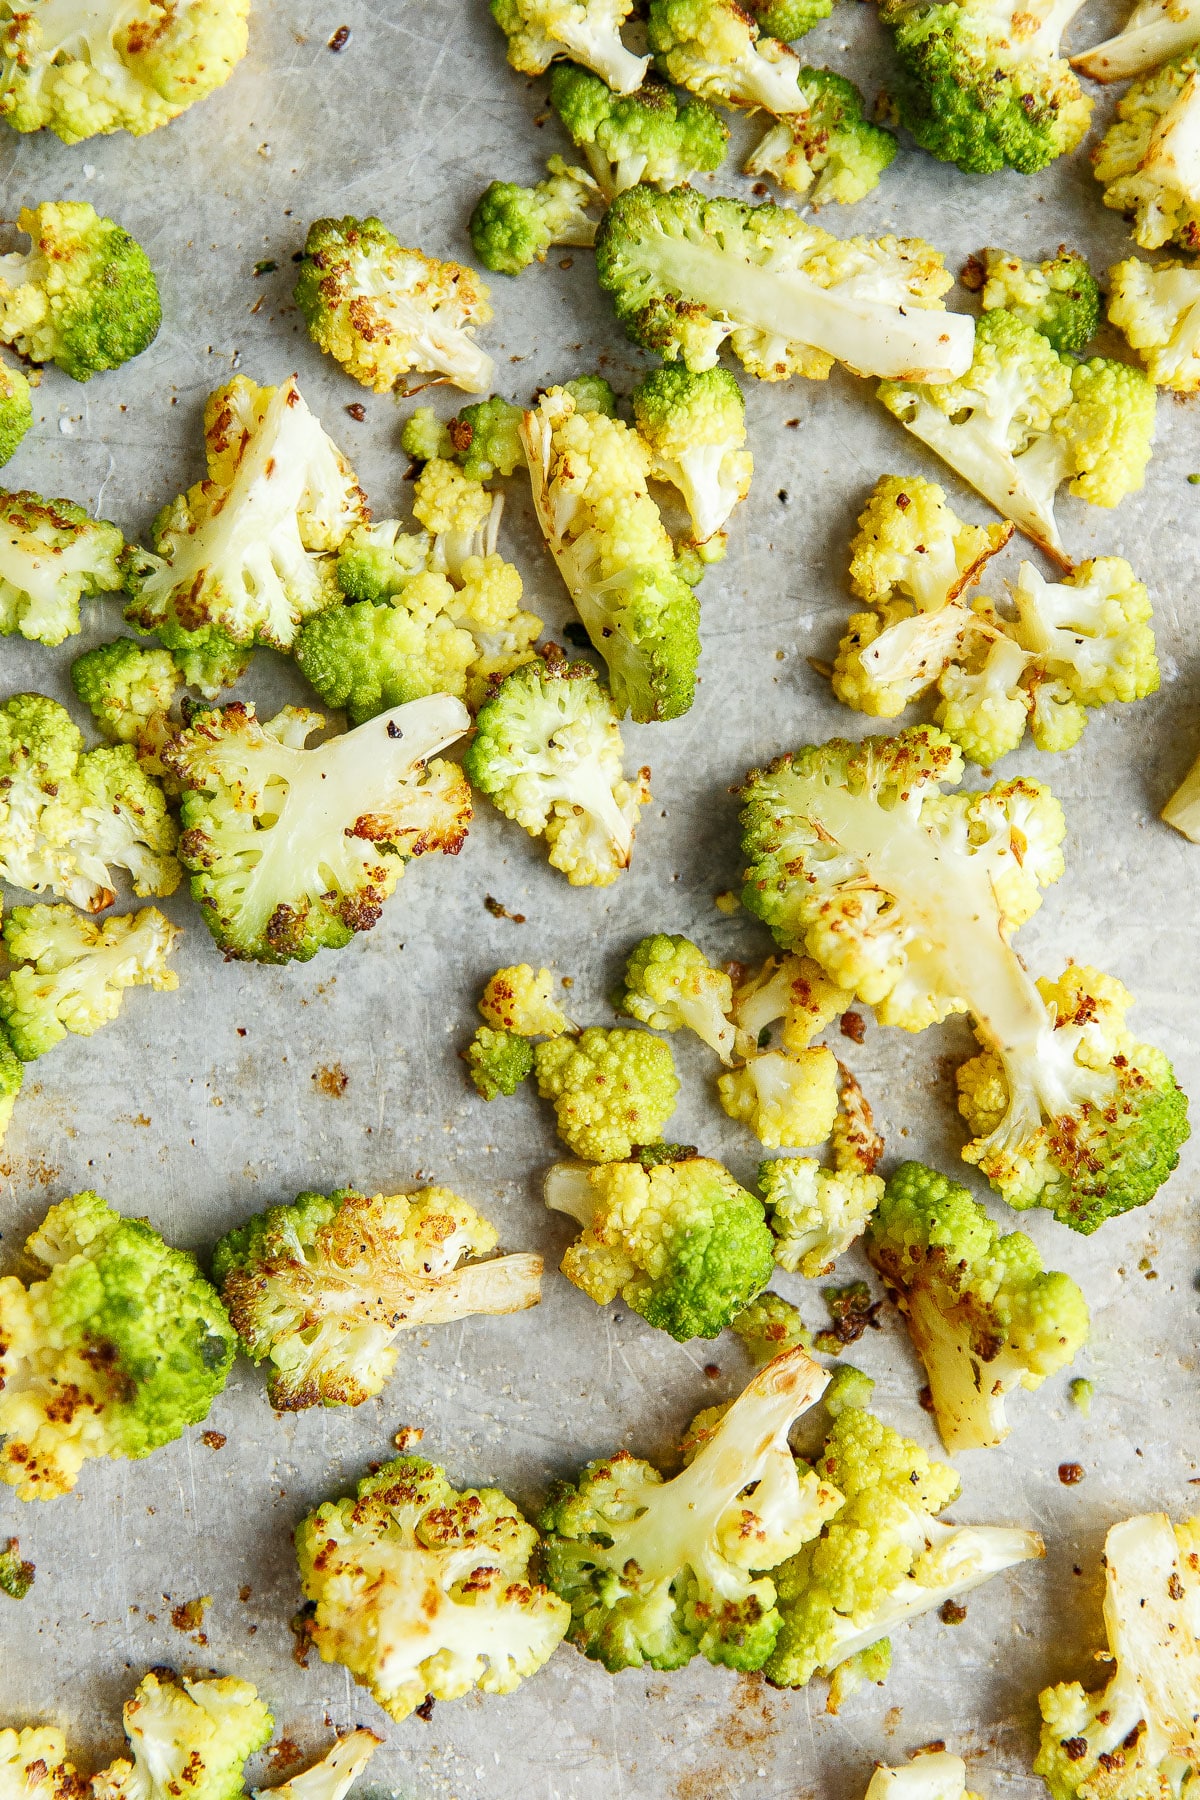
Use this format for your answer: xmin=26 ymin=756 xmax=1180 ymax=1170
xmin=0 ymin=2 xmax=1198 ymax=1796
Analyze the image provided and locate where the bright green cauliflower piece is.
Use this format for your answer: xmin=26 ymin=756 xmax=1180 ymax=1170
xmin=767 ymin=1399 xmax=1044 ymax=1691
xmin=465 ymin=1026 xmax=535 ymax=1099
xmin=212 ymin=1186 xmax=542 ymax=1410
xmin=976 ymin=246 xmax=1100 ymax=354
xmin=0 ymin=1538 xmax=34 ymax=1598
xmin=0 ymin=356 xmax=33 ymax=468
xmin=92 ymin=1671 xmax=272 ymax=1800
xmin=470 ymin=158 xmax=602 ymax=276
xmin=760 ymin=1154 xmax=885 ymax=1278
xmin=1013 ymin=558 xmax=1159 ymax=717
xmin=295 ymin=1456 xmax=570 ymax=1721
xmin=540 ymin=1346 xmax=841 ymax=1671
xmin=0 ymin=488 xmax=123 ymax=645
xmin=878 ymin=0 xmax=1092 ymax=174
xmin=631 ymin=365 xmax=753 ymax=546
xmin=957 ymin=962 xmax=1190 ymax=1232
xmin=163 ymin=695 xmax=472 ymax=963
xmin=0 ymin=0 xmax=250 ymax=143
xmin=70 ymin=638 xmax=182 ymax=778
xmin=0 ymin=203 xmax=160 ymax=381
xmin=295 ymin=214 xmax=495 ymax=395
xmin=448 ymin=395 xmax=527 ymax=481
xmin=464 ymin=656 xmax=651 ymax=884
xmin=646 ymin=0 xmax=810 ymax=115
xmin=1108 ymin=257 xmax=1200 ymax=392
xmin=544 ymin=1151 xmax=775 ymax=1338
xmin=479 ymin=964 xmax=573 ymax=1036
xmin=613 ymin=933 xmax=736 ymax=1062
xmin=491 ymin=0 xmax=649 ymax=90
xmin=1093 ymin=54 xmax=1200 ymax=253
xmin=1035 ymin=1512 xmax=1200 ymax=1800
xmin=594 ymin=185 xmax=975 ymax=383
xmin=718 ymin=1045 xmax=841 ymax=1149
xmin=550 ymin=63 xmax=729 ymax=198
xmin=866 ymin=1160 xmax=1089 ymax=1452
xmin=519 ymin=389 xmax=701 ymax=721
xmin=744 ymin=70 xmax=897 ymax=206
xmin=731 ymin=1290 xmax=812 ymax=1362
xmin=0 ymin=1191 xmax=235 ymax=1500
xmin=879 ymin=309 xmax=1157 ymax=563
xmin=400 ymin=407 xmax=453 ymax=463
xmin=0 ymin=904 xmax=180 ymax=1061
xmin=334 ymin=518 xmax=435 ymax=601
xmin=747 ymin=0 xmax=834 ymax=39
xmin=534 ymin=1026 xmax=680 ymax=1160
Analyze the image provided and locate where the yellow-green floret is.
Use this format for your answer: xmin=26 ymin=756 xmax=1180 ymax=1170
xmin=0 ymin=488 xmax=123 ymax=645
xmin=744 ymin=70 xmax=897 ymax=207
xmin=1108 ymin=257 xmax=1200 ymax=392
xmin=550 ymin=63 xmax=729 ymax=198
xmin=0 ymin=904 xmax=180 ymax=1060
xmin=448 ymin=395 xmax=527 ymax=481
xmin=613 ymin=933 xmax=735 ymax=1061
xmin=646 ymin=0 xmax=810 ymax=116
xmin=0 ymin=1191 xmax=235 ymax=1501
xmin=470 ymin=159 xmax=601 ymax=276
xmin=731 ymin=1290 xmax=812 ymax=1362
xmin=544 ymin=1152 xmax=775 ymax=1338
xmin=294 ymin=1456 xmax=570 ymax=1720
xmin=91 ymin=1671 xmax=272 ymax=1800
xmin=760 ymin=1155 xmax=884 ymax=1277
xmin=1013 ymin=559 xmax=1159 ymax=715
xmin=731 ymin=951 xmax=848 ymax=1055
xmin=748 ymin=0 xmax=833 ymax=40
xmin=718 ymin=1045 xmax=841 ymax=1149
xmin=977 ymin=247 xmax=1101 ymax=354
xmin=1093 ymin=53 xmax=1200 ymax=252
xmin=540 ymin=1346 xmax=840 ymax=1670
xmin=0 ymin=1539 xmax=34 ymax=1598
xmin=70 ymin=639 xmax=182 ymax=777
xmin=211 ymin=1187 xmax=542 ymax=1409
xmin=480 ymin=965 xmax=573 ymax=1036
xmin=0 ymin=203 xmax=160 ymax=380
xmin=0 ymin=356 xmax=34 ymax=468
xmin=0 ymin=1726 xmax=80 ymax=1800
xmin=491 ymin=0 xmax=649 ymax=89
xmin=631 ymin=364 xmax=752 ymax=546
xmin=466 ymin=1025 xmax=536 ymax=1099
xmin=534 ymin=1025 xmax=680 ymax=1160
xmin=866 ymin=1160 xmax=1088 ymax=1452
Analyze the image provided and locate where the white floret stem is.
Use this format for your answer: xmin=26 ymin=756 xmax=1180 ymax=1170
xmin=250 ymin=1730 xmax=383 ymax=1800
xmin=860 ymin=603 xmax=982 ymax=690
xmin=726 ymin=44 xmax=809 ymax=117
xmin=733 ymin=960 xmax=792 ymax=1043
xmin=904 ymin=1287 xmax=1017 ymax=1452
xmin=865 ymin=1753 xmax=969 ymax=1800
xmin=544 ymin=1162 xmax=601 ymax=1229
xmin=670 ymin=442 xmax=740 ymax=543
xmin=1145 ymin=72 xmax=1200 ymax=205
xmin=556 ymin=24 xmax=650 ymax=96
xmin=1016 ymin=0 xmax=1089 ymax=57
xmin=416 ymin=1253 xmax=545 ymax=1324
xmin=1162 ymin=747 xmax=1200 ymax=841
xmin=552 ymin=755 xmax=636 ymax=861
xmin=1101 ymin=1513 xmax=1200 ymax=1765
xmin=677 ymin=989 xmax=736 ymax=1062
xmin=1072 ymin=0 xmax=1200 ymax=79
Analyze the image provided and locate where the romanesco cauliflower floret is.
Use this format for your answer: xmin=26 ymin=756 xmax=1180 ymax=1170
xmin=294 ymin=215 xmax=495 ymax=395
xmin=631 ymin=364 xmax=753 ymax=546
xmin=0 ymin=1191 xmax=235 ymax=1500
xmin=595 ymin=185 xmax=974 ymax=383
xmin=470 ymin=158 xmax=603 ymax=276
xmin=447 ymin=395 xmax=526 ymax=481
xmin=767 ymin=1401 xmax=1044 ymax=1691
xmin=0 ymin=904 xmax=180 ymax=1060
xmin=1093 ymin=54 xmax=1200 ymax=253
xmin=744 ymin=70 xmax=897 ymax=207
xmin=613 ymin=933 xmax=735 ymax=1062
xmin=0 ymin=488 xmax=123 ymax=645
xmin=1013 ymin=559 xmax=1159 ymax=710
xmin=465 ymin=656 xmax=652 ymax=884
xmin=534 ymin=1026 xmax=680 ymax=1160
xmin=866 ymin=1160 xmax=1089 ymax=1452
xmin=550 ymin=63 xmax=730 ymax=198
xmin=91 ymin=1671 xmax=272 ymax=1800
xmin=0 ymin=0 xmax=250 ymax=143
xmin=760 ymin=1155 xmax=885 ymax=1277
xmin=544 ymin=1152 xmax=775 ymax=1338
xmin=719 ymin=1045 xmax=841 ymax=1149
xmin=1035 ymin=1513 xmax=1200 ymax=1800
xmin=731 ymin=1290 xmax=812 ymax=1362
xmin=957 ymin=962 xmax=1190 ymax=1232
xmin=647 ymin=0 xmax=809 ymax=115
xmin=1108 ymin=257 xmax=1200 ymax=391
xmin=0 ymin=1727 xmax=81 ymax=1800
xmin=295 ymin=1456 xmax=570 ymax=1720
xmin=465 ymin=1026 xmax=535 ymax=1100
xmin=976 ymin=246 xmax=1100 ymax=354
xmin=731 ymin=952 xmax=848 ymax=1055
xmin=71 ymin=639 xmax=183 ymax=780
xmin=163 ymin=696 xmax=471 ymax=963
xmin=0 ymin=356 xmax=34 ymax=468
xmin=540 ymin=1346 xmax=841 ymax=1671
xmin=878 ymin=0 xmax=1092 ymax=174
xmin=401 ymin=406 xmax=454 ymax=463
xmin=491 ymin=0 xmax=649 ymax=90
xmin=335 ymin=518 xmax=432 ymax=600
xmin=480 ymin=964 xmax=572 ymax=1037
xmin=749 ymin=0 xmax=834 ymax=33
xmin=212 ymin=1187 xmax=542 ymax=1410
xmin=0 ymin=203 xmax=160 ymax=380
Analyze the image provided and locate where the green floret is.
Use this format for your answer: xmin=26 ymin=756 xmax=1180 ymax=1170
xmin=70 ymin=638 xmax=182 ymax=778
xmin=767 ymin=1403 xmax=1044 ymax=1691
xmin=1068 ymin=1376 xmax=1092 ymax=1416
xmin=594 ymin=185 xmax=974 ymax=383
xmin=491 ymin=0 xmax=649 ymax=91
xmin=563 ymin=372 xmax=618 ymax=415
xmin=631 ymin=365 xmax=752 ymax=546
xmin=878 ymin=0 xmax=1092 ymax=174
xmin=466 ymin=1025 xmax=535 ymax=1099
xmin=0 ymin=356 xmax=34 ymax=468
xmin=0 ymin=203 xmax=160 ymax=381
xmin=957 ymin=963 xmax=1190 ymax=1232
xmin=977 ymin=247 xmax=1101 ymax=354
xmin=647 ymin=0 xmax=811 ymax=115
xmin=550 ymin=63 xmax=730 ymax=198
xmin=0 ymin=1029 xmax=22 ymax=1147
xmin=744 ymin=70 xmax=897 ymax=206
xmin=471 ymin=159 xmax=601 ymax=277
xmin=212 ymin=1186 xmax=541 ymax=1409
xmin=1093 ymin=53 xmax=1200 ymax=254
xmin=295 ymin=1455 xmax=570 ymax=1720
xmin=749 ymin=0 xmax=833 ymax=35
xmin=335 ymin=519 xmax=431 ymax=600
xmin=866 ymin=1160 xmax=1089 ymax=1452
xmin=92 ymin=1671 xmax=272 ymax=1800
xmin=400 ymin=407 xmax=454 ymax=464
xmin=519 ymin=388 xmax=701 ymax=722
xmin=0 ymin=1538 xmax=34 ymax=1598
xmin=540 ymin=1346 xmax=839 ymax=1671
xmin=879 ymin=310 xmax=1156 ymax=563
xmin=824 ymin=1363 xmax=875 ymax=1414
xmin=0 ymin=1191 xmax=235 ymax=1501
xmin=0 ymin=904 xmax=180 ymax=1061
xmin=731 ymin=1290 xmax=812 ymax=1362
xmin=533 ymin=1025 xmax=680 ymax=1161
xmin=0 ymin=488 xmax=124 ymax=646
xmin=545 ymin=1153 xmax=775 ymax=1338
xmin=760 ymin=1155 xmax=884 ymax=1277
xmin=465 ymin=657 xmax=650 ymax=886
xmin=0 ymin=0 xmax=250 ymax=143
xmin=613 ymin=933 xmax=736 ymax=1062
xmin=445 ymin=396 xmax=527 ymax=483
xmin=293 ymin=597 xmax=468 ymax=722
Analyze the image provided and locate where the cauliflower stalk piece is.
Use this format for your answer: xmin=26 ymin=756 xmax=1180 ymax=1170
xmin=740 ymin=726 xmax=1189 ymax=1228
xmin=541 ymin=1346 xmax=841 ymax=1670
xmin=1163 ymin=745 xmax=1200 ymax=841
xmin=631 ymin=364 xmax=753 ymax=545
xmin=295 ymin=1456 xmax=570 ymax=1721
xmin=163 ymin=695 xmax=471 ymax=964
xmin=470 ymin=158 xmax=603 ymax=276
xmin=480 ymin=964 xmax=572 ymax=1036
xmin=1072 ymin=0 xmax=1200 ymax=80
xmin=544 ymin=1152 xmax=776 ymax=1339
xmin=976 ymin=247 xmax=1100 ymax=355
xmin=613 ymin=933 xmax=736 ymax=1062
xmin=1036 ymin=1512 xmax=1200 ymax=1800
xmin=550 ymin=63 xmax=730 ymax=198
xmin=212 ymin=1187 xmax=542 ymax=1410
xmin=0 ymin=1191 xmax=235 ymax=1501
xmin=595 ymin=185 xmax=975 ymax=384
xmin=0 ymin=0 xmax=250 ymax=143
xmin=744 ymin=70 xmax=897 ymax=207
xmin=534 ymin=1026 xmax=680 ymax=1160
xmin=1093 ymin=55 xmax=1200 ymax=253
xmin=0 ymin=203 xmax=160 ymax=380
xmin=646 ymin=0 xmax=808 ymax=115
xmin=1108 ymin=256 xmax=1200 ymax=392
xmin=718 ymin=1045 xmax=841 ymax=1149
xmin=249 ymin=1731 xmax=382 ymax=1800
xmin=0 ymin=488 xmax=123 ymax=646
xmin=464 ymin=656 xmax=652 ymax=885
xmin=91 ymin=1671 xmax=272 ymax=1800
xmin=865 ymin=1753 xmax=979 ymax=1800
xmin=294 ymin=214 xmax=495 ymax=394
xmin=866 ymin=1160 xmax=1089 ymax=1452
xmin=491 ymin=0 xmax=649 ymax=91
xmin=0 ymin=904 xmax=180 ymax=1061
xmin=519 ymin=388 xmax=701 ymax=722
xmin=0 ymin=1728 xmax=81 ymax=1800
xmin=0 ymin=356 xmax=34 ymax=468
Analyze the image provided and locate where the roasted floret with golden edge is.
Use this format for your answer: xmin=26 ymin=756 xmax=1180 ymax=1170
xmin=0 ymin=488 xmax=124 ymax=646
xmin=90 ymin=1670 xmax=273 ymax=1800
xmin=534 ymin=1025 xmax=680 ymax=1160
xmin=0 ymin=904 xmax=180 ymax=1061
xmin=0 ymin=203 xmax=160 ymax=381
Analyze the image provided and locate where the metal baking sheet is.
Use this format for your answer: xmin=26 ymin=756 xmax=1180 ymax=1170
xmin=1 ymin=2 xmax=1198 ymax=1795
